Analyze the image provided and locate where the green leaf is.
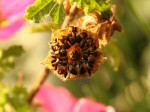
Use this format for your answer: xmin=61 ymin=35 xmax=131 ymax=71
xmin=8 ymin=85 xmax=31 ymax=112
xmin=31 ymin=22 xmax=60 ymax=32
xmin=0 ymin=84 xmax=32 ymax=112
xmin=76 ymin=0 xmax=86 ymax=8
xmin=50 ymin=3 xmax=65 ymax=23
xmin=69 ymin=0 xmax=74 ymax=3
xmin=70 ymin=0 xmax=112 ymax=19
xmin=0 ymin=45 xmax=24 ymax=75
xmin=25 ymin=0 xmax=65 ymax=23
xmin=25 ymin=0 xmax=53 ymax=22
xmin=0 ymin=88 xmax=8 ymax=105
xmin=1 ymin=45 xmax=24 ymax=59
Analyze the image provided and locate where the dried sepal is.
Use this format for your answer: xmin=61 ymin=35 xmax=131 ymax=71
xmin=81 ymin=5 xmax=122 ymax=46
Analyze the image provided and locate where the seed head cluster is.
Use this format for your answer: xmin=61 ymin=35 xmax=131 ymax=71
xmin=43 ymin=26 xmax=105 ymax=80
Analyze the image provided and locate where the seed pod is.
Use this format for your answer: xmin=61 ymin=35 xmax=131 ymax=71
xmin=42 ymin=26 xmax=105 ymax=81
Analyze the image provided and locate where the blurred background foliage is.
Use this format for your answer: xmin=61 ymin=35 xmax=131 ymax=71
xmin=0 ymin=0 xmax=150 ymax=112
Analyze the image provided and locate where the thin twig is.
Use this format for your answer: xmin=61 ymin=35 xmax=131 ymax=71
xmin=27 ymin=68 xmax=50 ymax=103
xmin=28 ymin=2 xmax=78 ymax=104
xmin=61 ymin=2 xmax=77 ymax=28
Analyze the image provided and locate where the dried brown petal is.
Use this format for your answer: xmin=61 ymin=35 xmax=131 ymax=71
xmin=81 ymin=6 xmax=122 ymax=46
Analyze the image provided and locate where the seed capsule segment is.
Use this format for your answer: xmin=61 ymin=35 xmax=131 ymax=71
xmin=88 ymin=60 xmax=95 ymax=68
xmin=68 ymin=35 xmax=76 ymax=45
xmin=82 ymin=32 xmax=88 ymax=38
xmin=76 ymin=35 xmax=82 ymax=43
xmin=61 ymin=39 xmax=71 ymax=49
xmin=58 ymin=69 xmax=65 ymax=75
xmin=80 ymin=66 xmax=86 ymax=74
xmin=59 ymin=49 xmax=67 ymax=56
xmin=70 ymin=50 xmax=81 ymax=60
xmin=79 ymin=39 xmax=86 ymax=48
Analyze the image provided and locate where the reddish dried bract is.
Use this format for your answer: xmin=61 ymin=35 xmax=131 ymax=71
xmin=42 ymin=26 xmax=105 ymax=80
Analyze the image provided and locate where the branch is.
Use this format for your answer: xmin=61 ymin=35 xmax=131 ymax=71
xmin=28 ymin=1 xmax=78 ymax=104
xmin=27 ymin=68 xmax=50 ymax=103
xmin=61 ymin=2 xmax=77 ymax=28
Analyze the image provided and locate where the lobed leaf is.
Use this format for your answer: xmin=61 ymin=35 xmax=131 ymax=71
xmin=25 ymin=0 xmax=65 ymax=23
xmin=70 ymin=0 xmax=112 ymax=19
xmin=25 ymin=0 xmax=53 ymax=22
xmin=50 ymin=3 xmax=65 ymax=23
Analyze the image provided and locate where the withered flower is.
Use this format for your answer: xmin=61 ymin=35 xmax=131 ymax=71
xmin=81 ymin=6 xmax=122 ymax=46
xmin=43 ymin=5 xmax=122 ymax=80
xmin=42 ymin=26 xmax=105 ymax=80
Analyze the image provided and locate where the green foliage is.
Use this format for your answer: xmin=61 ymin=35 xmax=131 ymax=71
xmin=50 ymin=3 xmax=65 ymax=23
xmin=104 ymin=41 xmax=121 ymax=71
xmin=10 ymin=0 xmax=150 ymax=112
xmin=25 ymin=0 xmax=65 ymax=23
xmin=31 ymin=22 xmax=60 ymax=32
xmin=69 ymin=0 xmax=112 ymax=19
xmin=0 ymin=84 xmax=32 ymax=112
xmin=0 ymin=45 xmax=24 ymax=76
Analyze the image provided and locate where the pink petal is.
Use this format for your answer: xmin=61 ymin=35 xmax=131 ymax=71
xmin=106 ymin=106 xmax=116 ymax=112
xmin=34 ymin=84 xmax=77 ymax=112
xmin=1 ymin=0 xmax=35 ymax=18
xmin=0 ymin=19 xmax=24 ymax=40
xmin=0 ymin=0 xmax=34 ymax=40
xmin=73 ymin=98 xmax=108 ymax=112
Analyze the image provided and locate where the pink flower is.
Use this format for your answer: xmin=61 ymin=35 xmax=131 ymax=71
xmin=73 ymin=98 xmax=115 ymax=112
xmin=0 ymin=0 xmax=34 ymax=40
xmin=34 ymin=84 xmax=115 ymax=112
xmin=35 ymin=84 xmax=77 ymax=112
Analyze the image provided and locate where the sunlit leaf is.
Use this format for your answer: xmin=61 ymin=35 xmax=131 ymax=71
xmin=69 ymin=0 xmax=112 ymax=19
xmin=76 ymin=0 xmax=86 ymax=8
xmin=50 ymin=3 xmax=65 ymax=23
xmin=25 ymin=0 xmax=65 ymax=23
xmin=0 ymin=84 xmax=32 ymax=112
xmin=25 ymin=0 xmax=53 ymax=22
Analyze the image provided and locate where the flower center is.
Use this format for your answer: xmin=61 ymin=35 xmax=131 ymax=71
xmin=0 ymin=9 xmax=9 ymax=28
xmin=0 ymin=19 xmax=9 ymax=28
xmin=67 ymin=43 xmax=82 ymax=62
xmin=70 ymin=50 xmax=81 ymax=60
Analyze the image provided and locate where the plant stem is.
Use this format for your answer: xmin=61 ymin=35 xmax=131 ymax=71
xmin=61 ymin=2 xmax=77 ymax=28
xmin=27 ymin=68 xmax=50 ymax=103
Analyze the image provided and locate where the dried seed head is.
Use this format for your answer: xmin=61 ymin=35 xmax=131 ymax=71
xmin=42 ymin=26 xmax=105 ymax=81
xmin=81 ymin=6 xmax=122 ymax=47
